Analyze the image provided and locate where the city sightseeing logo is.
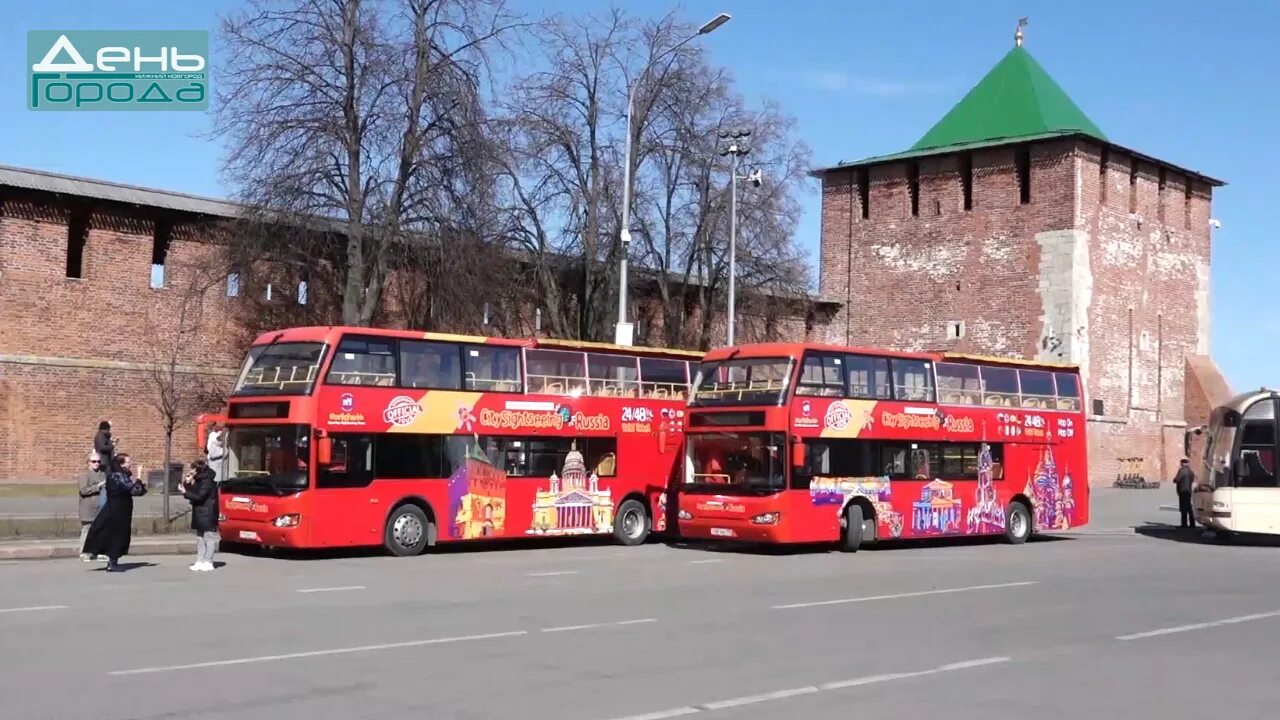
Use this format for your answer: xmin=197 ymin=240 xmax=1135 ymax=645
xmin=340 ymin=393 xmax=355 ymax=412
xmin=384 ymin=396 xmax=423 ymax=426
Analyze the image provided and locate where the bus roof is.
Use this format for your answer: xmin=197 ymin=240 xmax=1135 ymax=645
xmin=701 ymin=342 xmax=1079 ymax=371
xmin=248 ymin=326 xmax=702 ymax=360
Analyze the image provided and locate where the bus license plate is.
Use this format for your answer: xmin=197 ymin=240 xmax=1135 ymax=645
xmin=239 ymin=530 xmax=260 ymax=541
xmin=710 ymin=528 xmax=734 ymax=537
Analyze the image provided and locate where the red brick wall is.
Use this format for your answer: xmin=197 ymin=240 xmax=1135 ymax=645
xmin=818 ymin=137 xmax=1217 ymax=486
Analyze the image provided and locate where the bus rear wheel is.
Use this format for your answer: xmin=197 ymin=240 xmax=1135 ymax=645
xmin=384 ymin=504 xmax=431 ymax=557
xmin=1004 ymin=501 xmax=1031 ymax=544
xmin=613 ymin=499 xmax=650 ymax=546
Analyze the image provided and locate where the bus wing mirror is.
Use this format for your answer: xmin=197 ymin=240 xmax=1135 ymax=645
xmin=791 ymin=439 xmax=807 ymax=468
xmin=317 ymin=435 xmax=332 ymax=465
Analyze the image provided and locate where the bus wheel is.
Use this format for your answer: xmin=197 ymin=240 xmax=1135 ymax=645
xmin=840 ymin=504 xmax=865 ymax=552
xmin=1004 ymin=502 xmax=1031 ymax=544
xmin=384 ymin=504 xmax=430 ymax=557
xmin=613 ymin=499 xmax=650 ymax=546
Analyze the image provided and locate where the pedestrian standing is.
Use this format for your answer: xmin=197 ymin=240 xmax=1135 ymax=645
xmin=1173 ymin=457 xmax=1196 ymax=528
xmin=182 ymin=459 xmax=220 ymax=572
xmin=94 ymin=420 xmax=117 ymax=476
xmin=77 ymin=452 xmax=106 ymax=562
xmin=206 ymin=423 xmax=227 ymax=484
xmin=82 ymin=453 xmax=146 ymax=572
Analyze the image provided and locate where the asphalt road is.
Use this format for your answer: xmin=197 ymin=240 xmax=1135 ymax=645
xmin=2 ymin=502 xmax=1277 ymax=719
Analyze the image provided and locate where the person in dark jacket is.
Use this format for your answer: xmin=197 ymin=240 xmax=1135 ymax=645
xmin=1173 ymin=457 xmax=1197 ymax=528
xmin=94 ymin=420 xmax=117 ymax=475
xmin=182 ymin=459 xmax=220 ymax=572
xmin=82 ymin=453 xmax=146 ymax=572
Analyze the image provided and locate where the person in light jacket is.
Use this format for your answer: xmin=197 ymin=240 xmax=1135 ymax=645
xmin=206 ymin=423 xmax=227 ymax=484
xmin=77 ymin=452 xmax=106 ymax=562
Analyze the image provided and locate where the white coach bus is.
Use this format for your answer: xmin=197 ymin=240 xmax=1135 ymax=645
xmin=1191 ymin=389 xmax=1280 ymax=537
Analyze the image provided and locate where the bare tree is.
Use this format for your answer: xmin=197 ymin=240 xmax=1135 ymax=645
xmin=141 ymin=258 xmax=233 ymax=524
xmin=215 ymin=0 xmax=517 ymax=326
xmin=497 ymin=8 xmax=812 ymax=348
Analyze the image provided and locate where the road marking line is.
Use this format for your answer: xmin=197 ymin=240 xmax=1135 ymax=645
xmin=601 ymin=656 xmax=1009 ymax=720
xmin=1116 ymin=610 xmax=1280 ymax=640
xmin=542 ymin=618 xmax=657 ymax=633
xmin=108 ymin=630 xmax=528 ymax=676
xmin=528 ymin=570 xmax=579 ymax=577
xmin=0 ymin=605 xmax=69 ymax=614
xmin=771 ymin=581 xmax=1038 ymax=610
xmin=689 ymin=559 xmax=723 ymax=564
xmin=296 ymin=586 xmax=365 ymax=594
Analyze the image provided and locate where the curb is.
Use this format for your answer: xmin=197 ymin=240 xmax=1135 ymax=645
xmin=0 ymin=539 xmax=196 ymax=561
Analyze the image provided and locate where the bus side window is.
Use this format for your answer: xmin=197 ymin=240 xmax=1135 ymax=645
xmin=318 ymin=434 xmax=375 ymax=489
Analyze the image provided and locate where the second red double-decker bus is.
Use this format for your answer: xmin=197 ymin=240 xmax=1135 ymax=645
xmin=676 ymin=343 xmax=1089 ymax=549
xmin=217 ymin=327 xmax=698 ymax=556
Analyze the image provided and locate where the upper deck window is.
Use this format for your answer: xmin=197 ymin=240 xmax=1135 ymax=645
xmin=936 ymin=362 xmax=1084 ymax=412
xmin=232 ymin=342 xmax=326 ymax=396
xmin=465 ymin=345 xmax=522 ymax=392
xmin=845 ymin=355 xmax=892 ymax=400
xmin=399 ymin=340 xmax=462 ymax=390
xmin=691 ymin=357 xmax=792 ymax=408
xmin=326 ymin=336 xmax=398 ymax=387
xmin=796 ymin=353 xmax=845 ymax=397
xmin=587 ymin=353 xmax=640 ymax=398
xmin=526 ymin=349 xmax=587 ymax=395
xmin=936 ymin=363 xmax=982 ymax=405
xmin=639 ymin=358 xmax=689 ymax=400
xmin=890 ymin=358 xmax=935 ymax=403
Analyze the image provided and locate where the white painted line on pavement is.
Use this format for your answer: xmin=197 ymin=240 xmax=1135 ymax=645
xmin=109 ymin=630 xmax=528 ymax=676
xmin=1116 ymin=610 xmax=1280 ymax=641
xmin=528 ymin=570 xmax=580 ymax=577
xmin=771 ymin=581 xmax=1038 ymax=610
xmin=542 ymin=618 xmax=657 ymax=633
xmin=0 ymin=605 xmax=69 ymax=614
xmin=688 ymin=559 xmax=723 ymax=564
xmin=600 ymin=656 xmax=1010 ymax=720
xmin=296 ymin=585 xmax=365 ymax=594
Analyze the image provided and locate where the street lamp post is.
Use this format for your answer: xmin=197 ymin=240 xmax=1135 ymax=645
xmin=719 ymin=129 xmax=753 ymax=346
xmin=615 ymin=12 xmax=731 ymax=347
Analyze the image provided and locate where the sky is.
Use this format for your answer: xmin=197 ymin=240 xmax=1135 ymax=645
xmin=2 ymin=0 xmax=1275 ymax=391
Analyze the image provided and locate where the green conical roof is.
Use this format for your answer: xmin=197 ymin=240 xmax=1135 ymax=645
xmin=911 ymin=46 xmax=1105 ymax=152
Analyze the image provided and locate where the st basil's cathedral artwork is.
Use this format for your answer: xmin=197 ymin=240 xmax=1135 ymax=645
xmin=1025 ymin=447 xmax=1074 ymax=530
xmin=528 ymin=447 xmax=615 ymax=535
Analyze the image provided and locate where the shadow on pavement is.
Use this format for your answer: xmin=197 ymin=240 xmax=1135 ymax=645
xmin=1133 ymin=521 xmax=1280 ymax=548
xmin=94 ymin=561 xmax=158 ymax=572
xmin=220 ymin=534 xmax=623 ymax=561
xmin=665 ymin=532 xmax=1072 ymax=556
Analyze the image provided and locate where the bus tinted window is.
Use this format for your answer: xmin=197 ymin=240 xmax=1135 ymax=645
xmin=691 ymin=358 xmax=792 ymax=407
xmin=980 ymin=366 xmax=1019 ymax=406
xmin=1018 ymin=369 xmax=1056 ymax=408
xmin=327 ymin=336 xmax=397 ymax=387
xmin=891 ymin=359 xmax=935 ymax=402
xmin=473 ymin=436 xmax=617 ymax=477
xmin=639 ymin=358 xmax=688 ymax=399
xmin=318 ymin=434 xmax=376 ymax=488
xmin=399 ymin=341 xmax=461 ymax=390
xmin=936 ymin=363 xmax=981 ymax=405
xmin=233 ymin=342 xmax=325 ymax=396
xmin=845 ymin=355 xmax=891 ymax=399
xmin=587 ymin=353 xmax=640 ymax=397
xmin=526 ymin=349 xmax=587 ymax=395
xmin=1055 ymin=373 xmax=1081 ymax=411
xmin=377 ymin=434 xmax=449 ymax=478
xmin=465 ymin=346 xmax=522 ymax=392
xmin=797 ymin=353 xmax=844 ymax=397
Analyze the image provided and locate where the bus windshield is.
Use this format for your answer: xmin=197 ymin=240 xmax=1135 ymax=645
xmin=221 ymin=424 xmax=310 ymax=495
xmin=233 ymin=342 xmax=326 ymax=396
xmin=685 ymin=431 xmax=785 ymax=494
xmin=690 ymin=357 xmax=792 ymax=407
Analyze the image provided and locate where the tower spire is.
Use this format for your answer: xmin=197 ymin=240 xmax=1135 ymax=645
xmin=1015 ymin=17 xmax=1028 ymax=47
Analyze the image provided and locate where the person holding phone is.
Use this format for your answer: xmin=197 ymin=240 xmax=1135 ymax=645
xmin=182 ymin=459 xmax=220 ymax=571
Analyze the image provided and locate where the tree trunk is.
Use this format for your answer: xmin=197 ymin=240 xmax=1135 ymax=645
xmin=162 ymin=430 xmax=173 ymax=527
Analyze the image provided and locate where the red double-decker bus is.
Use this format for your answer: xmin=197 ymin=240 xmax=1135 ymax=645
xmin=676 ymin=343 xmax=1089 ymax=549
xmin=217 ymin=326 xmax=698 ymax=556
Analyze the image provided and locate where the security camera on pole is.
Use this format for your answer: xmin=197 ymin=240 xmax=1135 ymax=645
xmin=616 ymin=13 xmax=731 ymax=347
xmin=718 ymin=128 xmax=760 ymax=347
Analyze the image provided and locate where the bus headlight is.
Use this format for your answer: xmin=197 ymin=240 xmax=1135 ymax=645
xmin=678 ymin=510 xmax=694 ymax=520
xmin=751 ymin=512 xmax=781 ymax=525
xmin=273 ymin=514 xmax=301 ymax=528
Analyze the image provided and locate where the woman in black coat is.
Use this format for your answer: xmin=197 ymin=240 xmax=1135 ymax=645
xmin=83 ymin=453 xmax=145 ymax=572
xmin=183 ymin=460 xmax=220 ymax=571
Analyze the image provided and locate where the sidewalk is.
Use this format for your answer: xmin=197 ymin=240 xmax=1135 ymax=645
xmin=0 ymin=536 xmax=195 ymax=561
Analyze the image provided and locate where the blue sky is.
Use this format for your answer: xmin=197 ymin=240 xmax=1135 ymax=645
xmin=2 ymin=1 xmax=1273 ymax=391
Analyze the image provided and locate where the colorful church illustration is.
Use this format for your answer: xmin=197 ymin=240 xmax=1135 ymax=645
xmin=528 ymin=448 xmax=614 ymax=535
xmin=912 ymin=480 xmax=963 ymax=534
xmin=1025 ymin=448 xmax=1072 ymax=531
xmin=809 ymin=476 xmax=904 ymax=539
xmin=448 ymin=443 xmax=507 ymax=540
xmin=966 ymin=443 xmax=1006 ymax=534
